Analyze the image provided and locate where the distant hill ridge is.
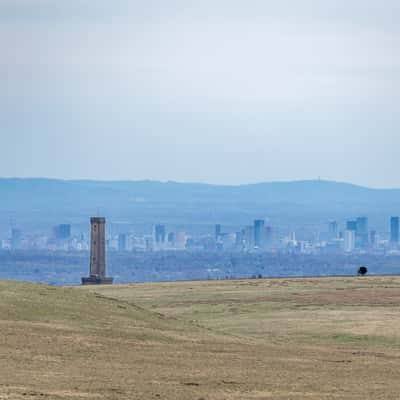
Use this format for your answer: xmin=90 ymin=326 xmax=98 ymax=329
xmin=0 ymin=178 xmax=399 ymax=231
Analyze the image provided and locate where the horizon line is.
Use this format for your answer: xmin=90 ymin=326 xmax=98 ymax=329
xmin=1 ymin=176 xmax=399 ymax=191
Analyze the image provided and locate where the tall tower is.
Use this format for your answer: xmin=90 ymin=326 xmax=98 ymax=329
xmin=215 ymin=224 xmax=222 ymax=241
xmin=82 ymin=217 xmax=113 ymax=285
xmin=254 ymin=219 xmax=265 ymax=248
xmin=356 ymin=217 xmax=369 ymax=248
xmin=328 ymin=220 xmax=338 ymax=240
xmin=391 ymin=217 xmax=399 ymax=245
xmin=344 ymin=230 xmax=356 ymax=252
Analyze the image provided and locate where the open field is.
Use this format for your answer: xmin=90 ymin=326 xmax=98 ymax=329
xmin=1 ymin=276 xmax=400 ymax=399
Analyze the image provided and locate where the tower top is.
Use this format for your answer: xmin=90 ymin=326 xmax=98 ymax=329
xmin=91 ymin=217 xmax=106 ymax=224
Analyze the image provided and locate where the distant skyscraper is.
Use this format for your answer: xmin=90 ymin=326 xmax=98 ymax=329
xmin=328 ymin=221 xmax=338 ymax=240
xmin=118 ymin=233 xmax=127 ymax=252
xmin=244 ymin=226 xmax=254 ymax=250
xmin=146 ymin=237 xmax=153 ymax=251
xmin=264 ymin=226 xmax=273 ymax=248
xmin=221 ymin=233 xmax=236 ymax=250
xmin=154 ymin=224 xmax=166 ymax=244
xmin=346 ymin=220 xmax=357 ymax=231
xmin=344 ymin=230 xmax=356 ymax=252
xmin=174 ymin=232 xmax=187 ymax=249
xmin=390 ymin=217 xmax=399 ymax=244
xmin=370 ymin=230 xmax=377 ymax=248
xmin=215 ymin=224 xmax=222 ymax=241
xmin=235 ymin=231 xmax=243 ymax=249
xmin=167 ymin=232 xmax=175 ymax=244
xmin=254 ymin=219 xmax=265 ymax=248
xmin=356 ymin=217 xmax=369 ymax=248
xmin=11 ymin=228 xmax=22 ymax=250
xmin=53 ymin=224 xmax=71 ymax=240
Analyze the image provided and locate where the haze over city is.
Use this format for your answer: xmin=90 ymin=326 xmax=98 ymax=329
xmin=1 ymin=0 xmax=400 ymax=187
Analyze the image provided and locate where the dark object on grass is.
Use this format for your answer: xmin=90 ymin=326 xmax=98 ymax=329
xmin=358 ymin=266 xmax=368 ymax=276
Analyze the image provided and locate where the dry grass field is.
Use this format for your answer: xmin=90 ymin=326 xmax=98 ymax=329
xmin=1 ymin=276 xmax=400 ymax=399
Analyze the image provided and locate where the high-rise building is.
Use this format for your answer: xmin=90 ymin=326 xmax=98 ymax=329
xmin=53 ymin=224 xmax=71 ymax=240
xmin=154 ymin=224 xmax=166 ymax=245
xmin=356 ymin=217 xmax=369 ymax=248
xmin=344 ymin=230 xmax=356 ymax=252
xmin=167 ymin=232 xmax=175 ymax=244
xmin=174 ymin=232 xmax=187 ymax=249
xmin=222 ymin=233 xmax=236 ymax=250
xmin=328 ymin=221 xmax=338 ymax=240
xmin=346 ymin=220 xmax=357 ymax=232
xmin=244 ymin=226 xmax=254 ymax=250
xmin=390 ymin=217 xmax=399 ymax=244
xmin=235 ymin=231 xmax=243 ymax=249
xmin=11 ymin=228 xmax=22 ymax=250
xmin=215 ymin=224 xmax=222 ymax=241
xmin=145 ymin=237 xmax=154 ymax=251
xmin=254 ymin=219 xmax=265 ymax=248
xmin=82 ymin=217 xmax=113 ymax=285
xmin=370 ymin=230 xmax=378 ymax=248
xmin=264 ymin=226 xmax=273 ymax=248
xmin=118 ymin=233 xmax=127 ymax=252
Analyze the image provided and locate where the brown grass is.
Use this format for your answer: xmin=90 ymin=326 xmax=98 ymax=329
xmin=1 ymin=276 xmax=400 ymax=399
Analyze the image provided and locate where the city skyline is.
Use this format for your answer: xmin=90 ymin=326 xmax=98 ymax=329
xmin=4 ymin=213 xmax=400 ymax=254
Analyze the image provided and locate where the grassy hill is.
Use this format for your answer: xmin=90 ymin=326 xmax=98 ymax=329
xmin=1 ymin=277 xmax=400 ymax=399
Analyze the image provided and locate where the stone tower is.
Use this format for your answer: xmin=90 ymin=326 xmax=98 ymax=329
xmin=81 ymin=217 xmax=113 ymax=285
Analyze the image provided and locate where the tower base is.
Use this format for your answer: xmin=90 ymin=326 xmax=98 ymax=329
xmin=81 ymin=276 xmax=114 ymax=285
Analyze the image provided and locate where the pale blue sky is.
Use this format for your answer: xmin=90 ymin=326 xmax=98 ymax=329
xmin=1 ymin=1 xmax=399 ymax=187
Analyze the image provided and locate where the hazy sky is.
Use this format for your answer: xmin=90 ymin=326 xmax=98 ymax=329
xmin=1 ymin=1 xmax=400 ymax=187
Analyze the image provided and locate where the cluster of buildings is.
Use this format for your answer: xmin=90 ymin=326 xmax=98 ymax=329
xmin=214 ymin=220 xmax=274 ymax=251
xmin=0 ymin=223 xmax=189 ymax=253
xmin=215 ymin=217 xmax=400 ymax=254
xmin=109 ymin=225 xmax=188 ymax=252
xmin=1 ymin=224 xmax=89 ymax=252
xmin=1 ymin=216 xmax=400 ymax=255
xmin=336 ymin=216 xmax=400 ymax=253
xmin=217 ymin=217 xmax=400 ymax=254
xmin=213 ymin=216 xmax=400 ymax=254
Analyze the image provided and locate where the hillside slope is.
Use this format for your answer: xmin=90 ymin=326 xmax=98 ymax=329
xmin=1 ymin=277 xmax=400 ymax=399
xmin=0 ymin=281 xmax=236 ymax=399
